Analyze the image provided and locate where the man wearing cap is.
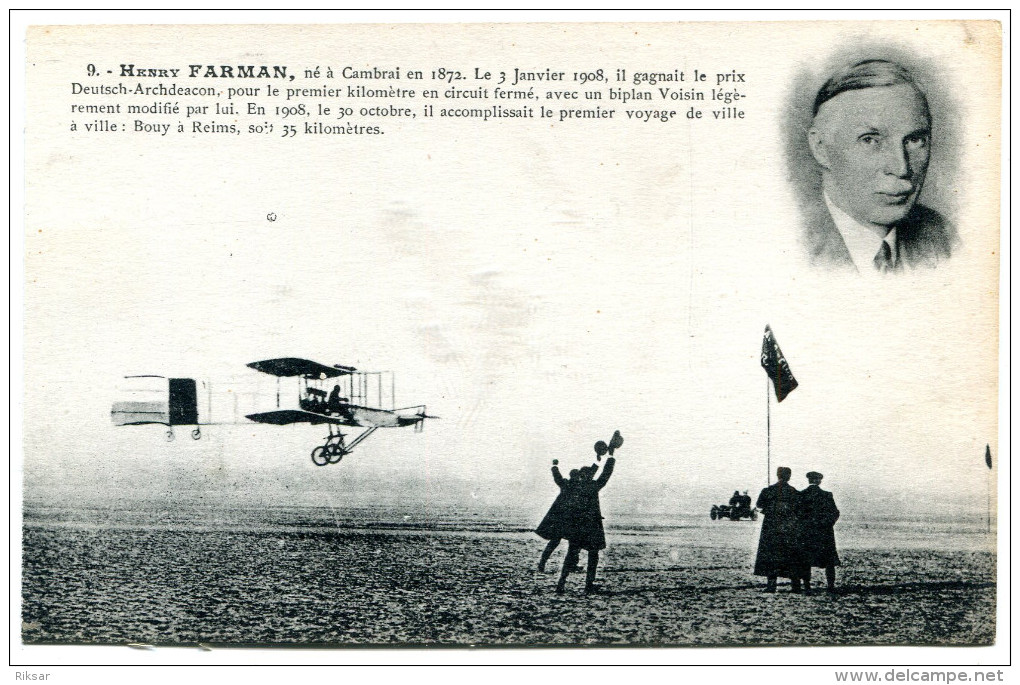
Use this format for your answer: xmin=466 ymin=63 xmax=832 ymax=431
xmin=754 ymin=466 xmax=807 ymax=592
xmin=803 ymin=59 xmax=957 ymax=272
xmin=798 ymin=471 xmax=841 ymax=593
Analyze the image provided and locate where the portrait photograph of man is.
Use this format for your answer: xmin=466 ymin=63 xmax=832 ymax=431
xmin=795 ymin=58 xmax=959 ymax=273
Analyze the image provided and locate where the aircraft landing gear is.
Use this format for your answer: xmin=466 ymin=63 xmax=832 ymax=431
xmin=311 ymin=426 xmax=347 ymax=467
xmin=166 ymin=428 xmax=175 ymax=441
xmin=192 ymin=427 xmax=201 ymax=440
xmin=307 ymin=426 xmax=378 ymax=467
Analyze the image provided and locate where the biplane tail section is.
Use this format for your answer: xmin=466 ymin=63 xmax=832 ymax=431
xmin=112 ymin=376 xmax=203 ymax=440
xmin=111 ymin=400 xmax=169 ymax=426
xmin=168 ymin=378 xmax=199 ymax=426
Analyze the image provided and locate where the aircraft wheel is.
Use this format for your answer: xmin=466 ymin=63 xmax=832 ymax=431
xmin=191 ymin=427 xmax=201 ymax=440
xmin=328 ymin=450 xmax=344 ymax=464
xmin=710 ymin=508 xmax=717 ymax=521
xmin=166 ymin=429 xmax=175 ymax=442
xmin=311 ymin=446 xmax=329 ymax=467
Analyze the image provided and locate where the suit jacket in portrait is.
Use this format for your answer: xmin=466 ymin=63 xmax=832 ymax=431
xmin=802 ymin=198 xmax=958 ymax=271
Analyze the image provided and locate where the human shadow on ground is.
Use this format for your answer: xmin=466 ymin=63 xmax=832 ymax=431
xmin=829 ymin=580 xmax=995 ymax=597
xmin=587 ymin=583 xmax=760 ymax=598
xmin=572 ymin=579 xmax=995 ymax=599
xmin=603 ymin=566 xmax=742 ymax=573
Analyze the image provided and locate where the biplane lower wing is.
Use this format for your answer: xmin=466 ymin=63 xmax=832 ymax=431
xmin=245 ymin=409 xmax=350 ymax=426
xmin=245 ymin=406 xmax=429 ymax=429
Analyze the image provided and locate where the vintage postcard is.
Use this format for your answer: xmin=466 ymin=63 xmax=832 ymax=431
xmin=15 ymin=16 xmax=1006 ymax=668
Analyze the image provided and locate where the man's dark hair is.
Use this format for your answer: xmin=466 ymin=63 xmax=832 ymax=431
xmin=813 ymin=59 xmax=929 ymax=117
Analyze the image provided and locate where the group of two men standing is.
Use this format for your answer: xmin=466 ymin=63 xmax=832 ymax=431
xmin=535 ymin=433 xmax=622 ymax=595
xmin=754 ymin=467 xmax=841 ymax=594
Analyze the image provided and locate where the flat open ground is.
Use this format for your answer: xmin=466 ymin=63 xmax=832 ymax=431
xmin=21 ymin=506 xmax=995 ymax=646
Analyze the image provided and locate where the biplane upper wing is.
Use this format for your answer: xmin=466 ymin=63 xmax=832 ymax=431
xmin=247 ymin=358 xmax=357 ymax=378
xmin=245 ymin=409 xmax=356 ymax=426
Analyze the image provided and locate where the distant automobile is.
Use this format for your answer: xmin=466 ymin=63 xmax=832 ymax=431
xmin=710 ymin=492 xmax=757 ymax=521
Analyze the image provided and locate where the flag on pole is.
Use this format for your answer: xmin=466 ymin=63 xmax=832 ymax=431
xmin=985 ymin=444 xmax=992 ymax=469
xmin=761 ymin=325 xmax=798 ymax=402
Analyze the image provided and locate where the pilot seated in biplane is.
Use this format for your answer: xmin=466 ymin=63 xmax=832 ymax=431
xmin=327 ymin=384 xmax=349 ymax=416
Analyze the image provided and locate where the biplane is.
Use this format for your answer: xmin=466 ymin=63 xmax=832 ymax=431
xmin=111 ymin=358 xmax=435 ymax=466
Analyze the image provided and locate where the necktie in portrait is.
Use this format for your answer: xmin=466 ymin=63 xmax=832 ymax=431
xmin=874 ymin=239 xmax=895 ymax=272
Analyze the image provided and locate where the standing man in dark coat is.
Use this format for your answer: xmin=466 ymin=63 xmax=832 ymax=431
xmin=556 ymin=433 xmax=621 ymax=595
xmin=799 ymin=471 xmax=841 ymax=593
xmin=754 ymin=466 xmax=806 ymax=593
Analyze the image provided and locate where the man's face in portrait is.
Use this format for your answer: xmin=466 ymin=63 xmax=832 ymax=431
xmin=809 ymin=83 xmax=931 ymax=227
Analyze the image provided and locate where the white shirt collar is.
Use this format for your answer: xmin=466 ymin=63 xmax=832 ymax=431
xmin=824 ymin=193 xmax=898 ymax=273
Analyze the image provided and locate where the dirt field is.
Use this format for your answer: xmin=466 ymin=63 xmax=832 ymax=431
xmin=20 ymin=506 xmax=995 ymax=646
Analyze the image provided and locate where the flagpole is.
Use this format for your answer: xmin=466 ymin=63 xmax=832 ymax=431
xmin=985 ymin=444 xmax=992 ymax=534
xmin=987 ymin=461 xmax=991 ymax=534
xmin=766 ymin=377 xmax=771 ymax=486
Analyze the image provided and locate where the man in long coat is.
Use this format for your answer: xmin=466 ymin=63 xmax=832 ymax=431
xmin=556 ymin=455 xmax=616 ymax=595
xmin=535 ymin=461 xmax=582 ymax=572
xmin=798 ymin=471 xmax=841 ymax=593
xmin=754 ymin=466 xmax=806 ymax=592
